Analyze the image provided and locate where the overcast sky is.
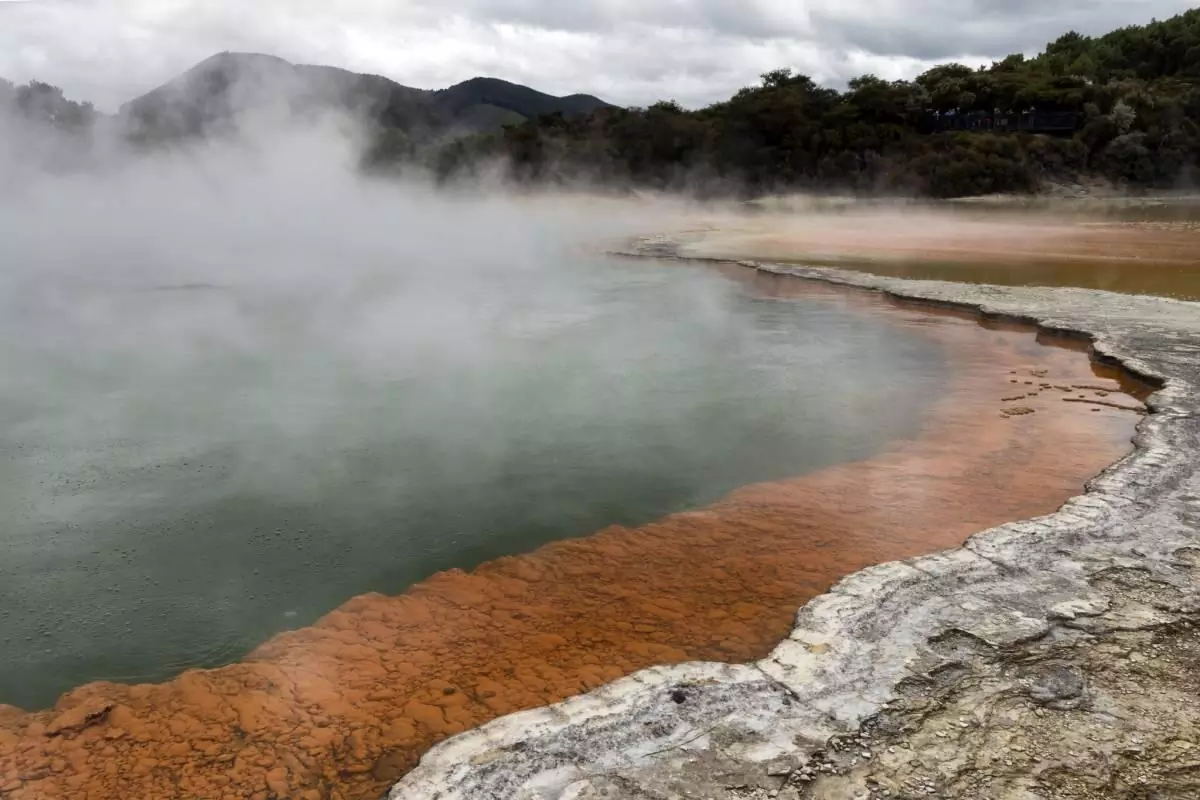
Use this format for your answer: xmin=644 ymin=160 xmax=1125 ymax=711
xmin=1 ymin=0 xmax=1195 ymax=111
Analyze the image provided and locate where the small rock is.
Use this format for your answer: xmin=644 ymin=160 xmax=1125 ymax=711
xmin=1028 ymin=663 xmax=1085 ymax=709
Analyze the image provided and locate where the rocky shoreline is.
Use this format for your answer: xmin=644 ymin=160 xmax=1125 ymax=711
xmin=390 ymin=241 xmax=1200 ymax=799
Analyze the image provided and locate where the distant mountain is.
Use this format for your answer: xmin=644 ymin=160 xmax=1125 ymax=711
xmin=431 ymin=77 xmax=611 ymax=130
xmin=118 ymin=52 xmax=612 ymax=142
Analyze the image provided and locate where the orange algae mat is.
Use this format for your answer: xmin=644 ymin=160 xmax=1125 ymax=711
xmin=0 ymin=271 xmax=1145 ymax=800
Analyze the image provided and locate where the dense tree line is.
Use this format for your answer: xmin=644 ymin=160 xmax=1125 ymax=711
xmin=4 ymin=9 xmax=1199 ymax=197
xmin=411 ymin=9 xmax=1200 ymax=197
xmin=0 ymin=79 xmax=102 ymax=175
xmin=0 ymin=79 xmax=97 ymax=132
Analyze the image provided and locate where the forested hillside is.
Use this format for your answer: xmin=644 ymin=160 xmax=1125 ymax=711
xmin=4 ymin=9 xmax=1199 ymax=197
xmin=119 ymin=53 xmax=610 ymax=144
xmin=1 ymin=53 xmax=610 ymax=161
xmin=417 ymin=9 xmax=1200 ymax=197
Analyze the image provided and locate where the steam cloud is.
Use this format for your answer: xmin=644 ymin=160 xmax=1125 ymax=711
xmin=0 ymin=98 xmax=940 ymax=709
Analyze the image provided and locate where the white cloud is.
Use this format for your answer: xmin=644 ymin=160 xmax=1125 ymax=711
xmin=0 ymin=0 xmax=1195 ymax=111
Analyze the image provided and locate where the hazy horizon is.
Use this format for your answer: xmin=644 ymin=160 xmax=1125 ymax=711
xmin=2 ymin=0 xmax=1196 ymax=113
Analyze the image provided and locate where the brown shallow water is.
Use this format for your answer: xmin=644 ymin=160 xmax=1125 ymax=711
xmin=685 ymin=210 xmax=1200 ymax=300
xmin=0 ymin=268 xmax=1145 ymax=800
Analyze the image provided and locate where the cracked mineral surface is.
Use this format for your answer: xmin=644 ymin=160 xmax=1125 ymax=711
xmin=0 ymin=257 xmax=1142 ymax=800
xmin=388 ymin=240 xmax=1200 ymax=800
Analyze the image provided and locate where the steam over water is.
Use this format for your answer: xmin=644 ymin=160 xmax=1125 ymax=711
xmin=0 ymin=142 xmax=946 ymax=709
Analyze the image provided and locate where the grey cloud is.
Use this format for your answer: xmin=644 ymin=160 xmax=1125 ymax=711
xmin=811 ymin=0 xmax=1195 ymax=63
xmin=0 ymin=0 xmax=1195 ymax=111
xmin=452 ymin=0 xmax=810 ymax=40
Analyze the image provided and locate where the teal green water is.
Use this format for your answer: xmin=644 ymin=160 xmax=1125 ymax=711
xmin=0 ymin=252 xmax=946 ymax=710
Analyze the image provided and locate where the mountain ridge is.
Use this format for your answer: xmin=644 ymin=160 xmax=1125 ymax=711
xmin=118 ymin=51 xmax=613 ymax=141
